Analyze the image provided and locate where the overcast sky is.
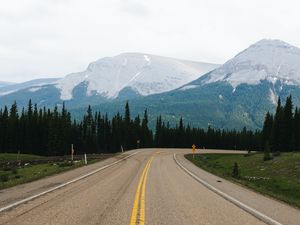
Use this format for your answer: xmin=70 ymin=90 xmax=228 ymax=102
xmin=1 ymin=0 xmax=300 ymax=82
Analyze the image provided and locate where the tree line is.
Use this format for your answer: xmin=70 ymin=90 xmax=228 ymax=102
xmin=0 ymin=97 xmax=299 ymax=156
xmin=0 ymin=101 xmax=152 ymax=156
xmin=154 ymin=116 xmax=261 ymax=150
xmin=262 ymin=95 xmax=300 ymax=152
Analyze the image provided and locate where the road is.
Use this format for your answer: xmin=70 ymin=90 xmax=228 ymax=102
xmin=0 ymin=149 xmax=299 ymax=225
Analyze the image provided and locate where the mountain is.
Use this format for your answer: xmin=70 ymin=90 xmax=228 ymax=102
xmin=202 ymin=39 xmax=300 ymax=90
xmin=2 ymin=40 xmax=299 ymax=130
xmin=82 ymin=39 xmax=300 ymax=130
xmin=56 ymin=53 xmax=218 ymax=101
xmin=0 ymin=53 xmax=218 ymax=108
xmin=0 ymin=78 xmax=60 ymax=96
xmin=0 ymin=81 xmax=15 ymax=88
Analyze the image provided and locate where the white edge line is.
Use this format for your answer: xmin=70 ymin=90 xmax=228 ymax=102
xmin=173 ymin=153 xmax=283 ymax=225
xmin=0 ymin=151 xmax=139 ymax=213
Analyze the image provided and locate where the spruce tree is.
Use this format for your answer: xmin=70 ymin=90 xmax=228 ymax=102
xmin=262 ymin=112 xmax=273 ymax=149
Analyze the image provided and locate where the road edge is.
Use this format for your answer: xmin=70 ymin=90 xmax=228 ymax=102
xmin=0 ymin=151 xmax=140 ymax=213
xmin=173 ymin=153 xmax=282 ymax=225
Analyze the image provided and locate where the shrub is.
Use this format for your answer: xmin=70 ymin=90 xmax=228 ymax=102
xmin=264 ymin=142 xmax=272 ymax=161
xmin=15 ymin=175 xmax=22 ymax=179
xmin=0 ymin=174 xmax=9 ymax=182
xmin=232 ymin=162 xmax=240 ymax=179
xmin=58 ymin=161 xmax=74 ymax=167
xmin=273 ymin=151 xmax=281 ymax=157
xmin=12 ymin=169 xmax=18 ymax=175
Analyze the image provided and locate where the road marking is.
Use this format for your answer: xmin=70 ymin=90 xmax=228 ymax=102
xmin=0 ymin=151 xmax=140 ymax=213
xmin=130 ymin=153 xmax=157 ymax=225
xmin=173 ymin=153 xmax=283 ymax=225
xmin=130 ymin=159 xmax=151 ymax=225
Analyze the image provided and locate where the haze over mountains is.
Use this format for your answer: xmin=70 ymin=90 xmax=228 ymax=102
xmin=1 ymin=39 xmax=300 ymax=129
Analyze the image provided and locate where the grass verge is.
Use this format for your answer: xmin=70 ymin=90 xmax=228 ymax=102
xmin=0 ymin=155 xmax=113 ymax=190
xmin=185 ymin=153 xmax=300 ymax=208
xmin=0 ymin=153 xmax=44 ymax=162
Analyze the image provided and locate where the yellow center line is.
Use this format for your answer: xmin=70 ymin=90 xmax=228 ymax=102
xmin=139 ymin=157 xmax=153 ymax=225
xmin=130 ymin=152 xmax=158 ymax=225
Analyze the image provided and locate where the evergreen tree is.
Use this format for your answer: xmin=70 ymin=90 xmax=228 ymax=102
xmin=262 ymin=112 xmax=273 ymax=150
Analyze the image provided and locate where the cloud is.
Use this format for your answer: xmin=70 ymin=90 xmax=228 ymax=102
xmin=0 ymin=0 xmax=299 ymax=82
xmin=119 ymin=0 xmax=150 ymax=17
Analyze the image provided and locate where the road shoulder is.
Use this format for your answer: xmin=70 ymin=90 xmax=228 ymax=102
xmin=0 ymin=150 xmax=137 ymax=209
xmin=175 ymin=153 xmax=300 ymax=225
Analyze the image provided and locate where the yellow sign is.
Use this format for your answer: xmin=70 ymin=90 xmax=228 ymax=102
xmin=192 ymin=144 xmax=196 ymax=153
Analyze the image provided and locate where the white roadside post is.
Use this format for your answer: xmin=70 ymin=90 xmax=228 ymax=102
xmin=71 ymin=144 xmax=74 ymax=161
xmin=121 ymin=145 xmax=124 ymax=153
xmin=84 ymin=153 xmax=87 ymax=165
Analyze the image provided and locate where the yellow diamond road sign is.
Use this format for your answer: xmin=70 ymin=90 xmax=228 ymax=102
xmin=192 ymin=144 xmax=196 ymax=153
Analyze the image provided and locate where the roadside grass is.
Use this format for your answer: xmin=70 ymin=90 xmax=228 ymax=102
xmin=0 ymin=154 xmax=114 ymax=190
xmin=185 ymin=152 xmax=300 ymax=208
xmin=0 ymin=153 xmax=44 ymax=162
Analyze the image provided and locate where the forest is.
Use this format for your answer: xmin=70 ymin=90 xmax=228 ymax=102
xmin=0 ymin=96 xmax=299 ymax=156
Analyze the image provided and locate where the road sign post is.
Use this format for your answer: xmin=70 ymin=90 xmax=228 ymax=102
xmin=192 ymin=144 xmax=196 ymax=159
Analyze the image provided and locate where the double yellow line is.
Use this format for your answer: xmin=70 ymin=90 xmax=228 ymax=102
xmin=129 ymin=153 xmax=158 ymax=225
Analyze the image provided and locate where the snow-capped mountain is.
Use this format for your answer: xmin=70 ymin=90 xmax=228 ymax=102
xmin=2 ymin=40 xmax=300 ymax=130
xmin=56 ymin=53 xmax=218 ymax=100
xmin=0 ymin=81 xmax=15 ymax=88
xmin=0 ymin=53 xmax=218 ymax=108
xmin=0 ymin=78 xmax=60 ymax=96
xmin=202 ymin=39 xmax=300 ymax=88
xmin=92 ymin=39 xmax=300 ymax=130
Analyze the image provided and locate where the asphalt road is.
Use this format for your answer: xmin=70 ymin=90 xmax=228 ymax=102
xmin=0 ymin=149 xmax=299 ymax=225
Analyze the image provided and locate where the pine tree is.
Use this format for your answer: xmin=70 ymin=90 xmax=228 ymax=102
xmin=262 ymin=112 xmax=273 ymax=149
xmin=283 ymin=96 xmax=293 ymax=151
xmin=270 ymin=97 xmax=284 ymax=152
xmin=294 ymin=108 xmax=300 ymax=151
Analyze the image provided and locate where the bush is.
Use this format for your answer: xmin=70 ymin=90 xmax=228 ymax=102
xmin=58 ymin=161 xmax=74 ymax=167
xmin=273 ymin=151 xmax=281 ymax=157
xmin=0 ymin=174 xmax=9 ymax=182
xmin=12 ymin=169 xmax=18 ymax=175
xmin=244 ymin=153 xmax=252 ymax=157
xmin=15 ymin=175 xmax=22 ymax=179
xmin=264 ymin=142 xmax=272 ymax=161
xmin=232 ymin=162 xmax=240 ymax=179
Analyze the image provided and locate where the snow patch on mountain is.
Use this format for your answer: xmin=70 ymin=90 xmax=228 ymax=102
xmin=204 ymin=39 xmax=300 ymax=88
xmin=269 ymin=88 xmax=278 ymax=105
xmin=180 ymin=85 xmax=198 ymax=91
xmin=28 ymin=87 xmax=43 ymax=92
xmin=55 ymin=53 xmax=219 ymax=100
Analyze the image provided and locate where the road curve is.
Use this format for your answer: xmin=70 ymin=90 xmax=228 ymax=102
xmin=0 ymin=149 xmax=298 ymax=225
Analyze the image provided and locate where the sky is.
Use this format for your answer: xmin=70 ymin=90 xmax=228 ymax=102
xmin=0 ymin=0 xmax=300 ymax=83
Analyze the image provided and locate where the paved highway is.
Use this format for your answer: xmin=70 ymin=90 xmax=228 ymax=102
xmin=0 ymin=149 xmax=299 ymax=225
